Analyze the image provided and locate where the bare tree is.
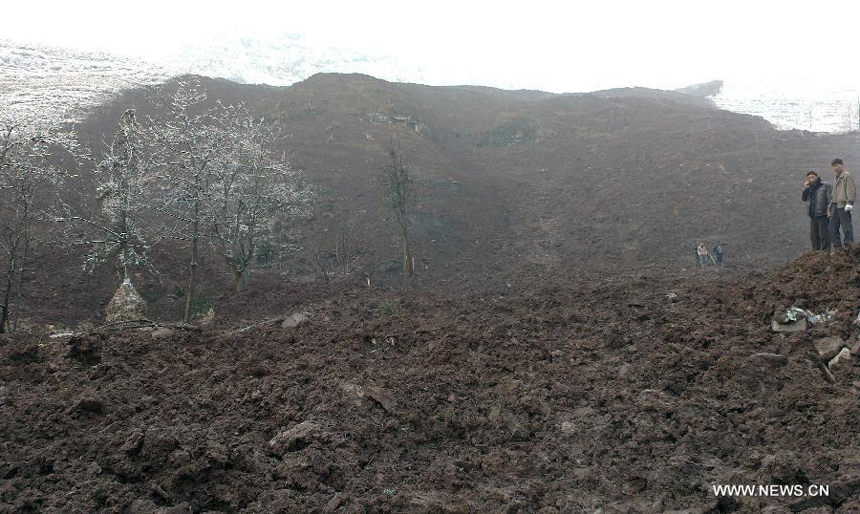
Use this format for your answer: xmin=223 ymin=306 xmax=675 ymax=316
xmin=376 ymin=146 xmax=417 ymax=287
xmin=206 ymin=106 xmax=313 ymax=291
xmin=61 ymin=109 xmax=158 ymax=282
xmin=148 ymin=79 xmax=230 ymax=322
xmin=0 ymin=121 xmax=64 ymax=333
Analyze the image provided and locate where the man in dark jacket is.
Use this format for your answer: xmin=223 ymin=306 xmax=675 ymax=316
xmin=801 ymin=171 xmax=832 ymax=251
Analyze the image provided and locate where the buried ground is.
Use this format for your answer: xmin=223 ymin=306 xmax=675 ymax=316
xmin=1 ymin=249 xmax=860 ymax=513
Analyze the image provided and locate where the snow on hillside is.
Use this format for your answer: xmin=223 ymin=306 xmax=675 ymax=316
xmin=714 ymin=79 xmax=860 ymax=133
xmin=164 ymin=31 xmax=424 ymax=86
xmin=0 ymin=40 xmax=174 ymax=129
xmin=2 ymin=37 xmax=859 ymax=135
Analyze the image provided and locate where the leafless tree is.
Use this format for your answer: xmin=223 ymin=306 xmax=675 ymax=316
xmin=0 ymin=121 xmax=64 ymax=333
xmin=376 ymin=146 xmax=417 ymax=287
xmin=205 ymin=105 xmax=314 ymax=291
xmin=60 ymin=109 xmax=158 ymax=282
xmin=147 ymin=79 xmax=231 ymax=322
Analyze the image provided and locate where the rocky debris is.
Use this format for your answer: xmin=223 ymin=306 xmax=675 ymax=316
xmin=828 ymin=348 xmax=853 ymax=371
xmin=771 ymin=318 xmax=806 ymax=333
xmin=281 ymin=311 xmax=310 ymax=328
xmin=814 ymin=336 xmax=846 ymax=361
xmin=105 ymin=279 xmax=147 ymax=323
xmin=772 ymin=307 xmax=835 ymax=333
xmin=269 ymin=421 xmax=324 ymax=454
xmin=750 ymin=352 xmax=788 ymax=368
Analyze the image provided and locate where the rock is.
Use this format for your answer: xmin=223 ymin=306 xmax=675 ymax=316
xmin=281 ymin=312 xmax=310 ymax=329
xmin=828 ymin=348 xmax=852 ymax=371
xmin=150 ymin=327 xmax=174 ymax=340
xmin=814 ymin=336 xmax=845 ymax=361
xmin=366 ymin=385 xmax=396 ymax=412
xmin=771 ymin=319 xmax=806 ymax=333
xmin=86 ymin=462 xmax=101 ymax=475
xmin=850 ymin=339 xmax=860 ymax=356
xmin=750 ymin=352 xmax=789 ymax=368
xmin=324 ymin=493 xmax=344 ymax=512
xmin=269 ymin=421 xmax=323 ymax=454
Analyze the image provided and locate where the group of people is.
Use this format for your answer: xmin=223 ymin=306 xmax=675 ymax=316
xmin=801 ymin=158 xmax=856 ymax=251
xmin=693 ymin=241 xmax=724 ymax=268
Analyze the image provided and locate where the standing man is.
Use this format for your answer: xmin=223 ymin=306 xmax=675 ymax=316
xmin=801 ymin=171 xmax=832 ymax=251
xmin=713 ymin=242 xmax=724 ymax=265
xmin=829 ymin=158 xmax=856 ymax=248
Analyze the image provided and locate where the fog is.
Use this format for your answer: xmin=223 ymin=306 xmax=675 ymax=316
xmin=5 ymin=0 xmax=860 ymax=93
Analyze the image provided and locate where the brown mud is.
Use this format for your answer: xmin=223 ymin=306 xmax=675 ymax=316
xmin=2 ymin=247 xmax=859 ymax=513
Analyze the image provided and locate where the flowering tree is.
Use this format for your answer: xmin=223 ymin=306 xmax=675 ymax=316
xmin=0 ymin=121 xmax=64 ymax=333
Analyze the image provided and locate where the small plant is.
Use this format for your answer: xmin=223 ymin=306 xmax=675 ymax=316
xmin=379 ymin=301 xmax=398 ymax=315
xmin=189 ymin=290 xmax=213 ymax=319
xmin=76 ymin=320 xmax=96 ymax=335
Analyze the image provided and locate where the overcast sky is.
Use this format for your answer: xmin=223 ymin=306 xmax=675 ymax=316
xmin=5 ymin=0 xmax=859 ymax=92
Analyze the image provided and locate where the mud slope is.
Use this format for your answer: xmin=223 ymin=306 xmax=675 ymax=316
xmin=2 ymin=248 xmax=859 ymax=513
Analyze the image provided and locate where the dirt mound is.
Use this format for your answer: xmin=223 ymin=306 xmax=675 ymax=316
xmin=2 ymin=249 xmax=858 ymax=512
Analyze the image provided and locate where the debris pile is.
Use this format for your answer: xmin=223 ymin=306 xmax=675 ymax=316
xmin=104 ymin=279 xmax=146 ymax=323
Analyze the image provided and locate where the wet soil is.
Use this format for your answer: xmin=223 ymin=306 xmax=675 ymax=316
xmin=2 ymin=247 xmax=859 ymax=513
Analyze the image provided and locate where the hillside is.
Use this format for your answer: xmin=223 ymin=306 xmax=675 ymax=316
xmin=7 ymin=72 xmax=847 ymax=328
xmin=76 ymin=73 xmax=859 ymax=268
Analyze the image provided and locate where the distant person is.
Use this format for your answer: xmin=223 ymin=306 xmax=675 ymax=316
xmin=829 ymin=158 xmax=856 ymax=248
xmin=696 ymin=243 xmax=710 ymax=269
xmin=692 ymin=241 xmax=700 ymax=266
xmin=801 ymin=171 xmax=832 ymax=251
xmin=713 ymin=243 xmax=724 ymax=265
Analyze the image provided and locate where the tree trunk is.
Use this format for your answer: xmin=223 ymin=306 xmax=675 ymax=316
xmin=400 ymin=222 xmax=413 ymax=288
xmin=0 ymin=255 xmax=15 ymax=334
xmin=232 ymin=268 xmax=244 ymax=292
xmin=184 ymin=201 xmax=200 ymax=323
xmin=11 ymin=233 xmax=30 ymax=334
